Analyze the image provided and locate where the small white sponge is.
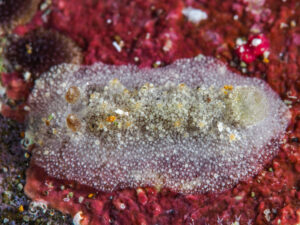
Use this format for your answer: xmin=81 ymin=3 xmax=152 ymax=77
xmin=25 ymin=56 xmax=290 ymax=193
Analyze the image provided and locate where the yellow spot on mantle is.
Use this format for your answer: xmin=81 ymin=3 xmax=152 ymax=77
xmin=134 ymin=102 xmax=141 ymax=110
xmin=178 ymin=83 xmax=186 ymax=90
xmin=263 ymin=58 xmax=269 ymax=63
xmin=88 ymin=193 xmax=94 ymax=198
xmin=198 ymin=121 xmax=205 ymax=128
xmin=106 ymin=115 xmax=116 ymax=122
xmin=229 ymin=134 xmax=236 ymax=141
xmin=98 ymin=123 xmax=104 ymax=129
xmin=18 ymin=205 xmax=24 ymax=212
xmin=177 ymin=103 xmax=183 ymax=109
xmin=174 ymin=120 xmax=181 ymax=127
xmin=125 ymin=121 xmax=132 ymax=128
xmin=38 ymin=139 xmax=44 ymax=146
xmin=224 ymin=85 xmax=233 ymax=90
xmin=111 ymin=78 xmax=120 ymax=85
xmin=90 ymin=93 xmax=96 ymax=99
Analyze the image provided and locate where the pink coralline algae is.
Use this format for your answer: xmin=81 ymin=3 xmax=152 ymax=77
xmin=48 ymin=0 xmax=188 ymax=67
xmin=24 ymin=56 xmax=290 ymax=197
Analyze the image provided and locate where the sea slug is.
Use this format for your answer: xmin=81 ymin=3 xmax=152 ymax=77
xmin=24 ymin=55 xmax=290 ymax=193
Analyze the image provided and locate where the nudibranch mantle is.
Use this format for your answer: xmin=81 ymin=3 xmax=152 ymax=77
xmin=25 ymin=56 xmax=290 ymax=193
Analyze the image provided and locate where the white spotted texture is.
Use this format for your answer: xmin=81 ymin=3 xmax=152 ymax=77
xmin=25 ymin=56 xmax=290 ymax=193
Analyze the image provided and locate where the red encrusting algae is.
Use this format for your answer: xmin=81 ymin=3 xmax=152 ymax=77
xmin=0 ymin=72 xmax=32 ymax=122
xmin=24 ymin=132 xmax=300 ymax=225
xmin=0 ymin=0 xmax=299 ymax=224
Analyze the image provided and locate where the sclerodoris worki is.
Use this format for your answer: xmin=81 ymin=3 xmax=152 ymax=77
xmin=23 ymin=55 xmax=290 ymax=193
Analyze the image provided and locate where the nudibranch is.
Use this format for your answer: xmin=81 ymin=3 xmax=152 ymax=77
xmin=24 ymin=56 xmax=290 ymax=193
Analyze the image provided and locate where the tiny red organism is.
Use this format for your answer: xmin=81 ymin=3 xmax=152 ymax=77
xmin=236 ymin=34 xmax=270 ymax=63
